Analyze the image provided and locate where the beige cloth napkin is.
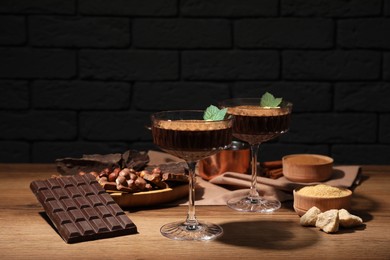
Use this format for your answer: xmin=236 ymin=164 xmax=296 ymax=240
xmin=147 ymin=150 xmax=361 ymax=206
xmin=207 ymin=166 xmax=360 ymax=204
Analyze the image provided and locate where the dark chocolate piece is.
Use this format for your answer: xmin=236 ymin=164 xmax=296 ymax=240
xmin=55 ymin=158 xmax=119 ymax=176
xmin=55 ymin=150 xmax=149 ymax=176
xmin=122 ymin=150 xmax=150 ymax=170
xmin=162 ymin=173 xmax=189 ymax=183
xmin=30 ymin=174 xmax=137 ymax=243
xmin=82 ymin=153 xmax=122 ymax=164
xmin=145 ymin=162 xmax=187 ymax=175
xmin=146 ymin=162 xmax=188 ymax=183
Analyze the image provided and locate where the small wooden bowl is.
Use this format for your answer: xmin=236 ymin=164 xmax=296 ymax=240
xmin=282 ymin=154 xmax=334 ymax=183
xmin=293 ymin=187 xmax=352 ymax=216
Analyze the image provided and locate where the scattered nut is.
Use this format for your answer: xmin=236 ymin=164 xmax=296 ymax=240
xmin=119 ymin=168 xmax=131 ymax=179
xmin=108 ymin=168 xmax=120 ymax=182
xmin=99 ymin=168 xmax=110 ymax=178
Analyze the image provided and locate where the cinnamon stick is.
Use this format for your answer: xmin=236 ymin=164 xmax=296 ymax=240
xmin=261 ymin=160 xmax=282 ymax=169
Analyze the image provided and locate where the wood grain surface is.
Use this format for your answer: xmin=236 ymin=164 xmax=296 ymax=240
xmin=1 ymin=164 xmax=389 ymax=259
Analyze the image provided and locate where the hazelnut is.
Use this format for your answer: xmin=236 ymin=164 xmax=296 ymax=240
xmin=129 ymin=172 xmax=138 ymax=180
xmin=135 ymin=176 xmax=147 ymax=190
xmin=108 ymin=168 xmax=120 ymax=182
xmin=152 ymin=167 xmax=162 ymax=176
xmin=99 ymin=168 xmax=110 ymax=178
xmin=116 ymin=176 xmax=128 ymax=187
xmin=119 ymin=168 xmax=131 ymax=179
xmin=89 ymin=171 xmax=99 ymax=178
xmin=139 ymin=170 xmax=150 ymax=178
xmin=98 ymin=176 xmax=108 ymax=185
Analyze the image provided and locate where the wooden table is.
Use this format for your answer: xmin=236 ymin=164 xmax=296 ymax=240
xmin=1 ymin=164 xmax=389 ymax=259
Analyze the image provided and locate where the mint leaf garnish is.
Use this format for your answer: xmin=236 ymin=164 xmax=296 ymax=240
xmin=260 ymin=92 xmax=282 ymax=107
xmin=203 ymin=105 xmax=227 ymax=121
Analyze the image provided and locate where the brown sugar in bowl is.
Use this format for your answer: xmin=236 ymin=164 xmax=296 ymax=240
xmin=293 ymin=184 xmax=352 ymax=216
xmin=282 ymin=154 xmax=334 ymax=183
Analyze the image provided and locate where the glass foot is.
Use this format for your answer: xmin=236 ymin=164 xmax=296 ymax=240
xmin=160 ymin=221 xmax=223 ymax=241
xmin=227 ymin=196 xmax=281 ymax=213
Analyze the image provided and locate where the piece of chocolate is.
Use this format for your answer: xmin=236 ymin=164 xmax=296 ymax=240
xmin=30 ymin=174 xmax=137 ymax=243
xmin=55 ymin=150 xmax=149 ymax=176
xmin=146 ymin=162 xmax=187 ymax=176
xmin=145 ymin=162 xmax=189 ymax=185
xmin=55 ymin=158 xmax=119 ymax=176
xmin=121 ymin=150 xmax=150 ymax=170
xmin=162 ymin=172 xmax=189 ymax=183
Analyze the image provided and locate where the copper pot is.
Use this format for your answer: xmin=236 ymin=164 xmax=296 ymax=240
xmin=198 ymin=141 xmax=250 ymax=181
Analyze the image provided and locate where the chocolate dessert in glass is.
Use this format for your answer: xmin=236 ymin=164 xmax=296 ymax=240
xmin=151 ymin=110 xmax=233 ymax=240
xmin=220 ymin=95 xmax=292 ymax=212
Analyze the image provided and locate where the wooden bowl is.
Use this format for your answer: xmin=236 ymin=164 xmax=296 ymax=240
xmin=109 ymin=184 xmax=188 ymax=208
xmin=282 ymin=154 xmax=334 ymax=183
xmin=293 ymin=186 xmax=352 ymax=216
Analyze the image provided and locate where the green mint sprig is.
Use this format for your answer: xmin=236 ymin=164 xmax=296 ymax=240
xmin=260 ymin=92 xmax=282 ymax=108
xmin=203 ymin=105 xmax=227 ymax=121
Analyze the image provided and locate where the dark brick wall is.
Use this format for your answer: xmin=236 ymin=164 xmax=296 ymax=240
xmin=0 ymin=0 xmax=389 ymax=165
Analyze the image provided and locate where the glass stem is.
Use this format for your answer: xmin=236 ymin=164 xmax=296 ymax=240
xmin=249 ymin=144 xmax=260 ymax=198
xmin=185 ymin=161 xmax=199 ymax=229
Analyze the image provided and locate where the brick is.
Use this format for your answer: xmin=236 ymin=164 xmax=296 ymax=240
xmin=79 ymin=0 xmax=177 ymax=16
xmin=80 ymin=111 xmax=151 ymax=141
xmin=0 ymin=16 xmax=25 ymax=45
xmin=133 ymin=19 xmax=231 ymax=49
xmin=384 ymin=53 xmax=390 ymax=80
xmin=338 ymin=18 xmax=390 ymax=49
xmin=0 ymin=141 xmax=30 ymax=163
xmin=0 ymin=80 xmax=29 ymax=109
xmin=182 ymin=51 xmax=279 ymax=80
xmin=30 ymin=16 xmax=130 ymax=48
xmin=282 ymin=50 xmax=380 ymax=80
xmin=261 ymin=144 xmax=329 ymax=162
xmin=0 ymin=0 xmax=75 ymax=14
xmin=232 ymin=82 xmax=332 ymax=112
xmin=80 ymin=50 xmax=178 ymax=80
xmin=379 ymin=114 xmax=390 ymax=143
xmin=133 ymin=82 xmax=230 ymax=110
xmin=332 ymin=145 xmax=390 ymax=164
xmin=335 ymin=83 xmax=390 ymax=112
xmin=32 ymin=80 xmax=131 ymax=110
xmin=235 ymin=18 xmax=333 ymax=49
xmin=281 ymin=113 xmax=377 ymax=143
xmin=385 ymin=1 xmax=390 ymax=16
xmin=0 ymin=48 xmax=76 ymax=79
xmin=32 ymin=142 xmax=129 ymax=163
xmin=281 ymin=0 xmax=381 ymax=17
xmin=0 ymin=111 xmax=77 ymax=140
xmin=181 ymin=0 xmax=277 ymax=17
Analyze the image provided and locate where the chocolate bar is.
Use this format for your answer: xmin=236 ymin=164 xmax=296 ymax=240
xmin=30 ymin=174 xmax=137 ymax=243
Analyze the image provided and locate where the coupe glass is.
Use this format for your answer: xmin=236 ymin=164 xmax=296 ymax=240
xmin=220 ymin=99 xmax=292 ymax=212
xmin=151 ymin=110 xmax=233 ymax=240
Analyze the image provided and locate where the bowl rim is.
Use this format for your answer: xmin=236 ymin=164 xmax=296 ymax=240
xmin=283 ymin=154 xmax=334 ymax=166
xmin=293 ymin=186 xmax=352 ymax=199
